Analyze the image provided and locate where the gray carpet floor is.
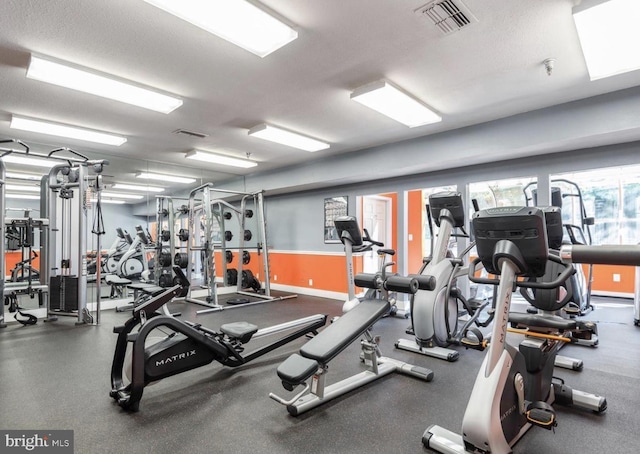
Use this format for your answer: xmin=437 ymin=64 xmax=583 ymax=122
xmin=1 ymin=294 xmax=639 ymax=453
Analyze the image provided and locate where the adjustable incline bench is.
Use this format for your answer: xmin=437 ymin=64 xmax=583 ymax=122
xmin=269 ymin=216 xmax=434 ymax=416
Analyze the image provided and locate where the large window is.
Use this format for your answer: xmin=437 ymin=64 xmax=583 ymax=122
xmin=469 ymin=176 xmax=536 ymax=210
xmin=553 ymin=165 xmax=640 ymax=245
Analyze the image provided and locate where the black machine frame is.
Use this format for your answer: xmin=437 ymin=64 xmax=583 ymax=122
xmin=110 ymin=267 xmax=326 ymax=411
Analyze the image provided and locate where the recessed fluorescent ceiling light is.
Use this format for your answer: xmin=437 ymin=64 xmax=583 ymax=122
xmin=185 ymin=150 xmax=258 ymax=168
xmin=5 ymin=172 xmax=44 ymax=180
xmin=101 ymin=192 xmax=144 ymax=200
xmin=27 ymin=55 xmax=183 ymax=114
xmin=112 ymin=183 xmax=165 ymax=192
xmin=247 ymin=124 xmax=329 ymax=152
xmin=573 ymin=0 xmax=640 ymax=80
xmin=5 ymin=184 xmax=40 ymax=192
xmin=6 ymin=194 xmax=40 ymax=200
xmin=136 ymin=172 xmax=196 ymax=184
xmin=143 ymin=0 xmax=297 ymax=57
xmin=10 ymin=115 xmax=127 ymax=146
xmin=1 ymin=154 xmax=58 ymax=168
xmin=350 ymin=80 xmax=442 ymax=127
xmin=91 ymin=198 xmax=126 ymax=205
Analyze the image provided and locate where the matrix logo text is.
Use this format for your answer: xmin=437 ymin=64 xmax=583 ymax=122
xmin=1 ymin=430 xmax=73 ymax=453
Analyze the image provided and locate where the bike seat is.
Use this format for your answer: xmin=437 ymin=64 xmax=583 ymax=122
xmin=377 ymin=248 xmax=396 ymax=256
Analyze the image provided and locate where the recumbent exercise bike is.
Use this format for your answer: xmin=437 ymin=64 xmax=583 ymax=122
xmin=423 ymin=206 xmax=640 ymax=454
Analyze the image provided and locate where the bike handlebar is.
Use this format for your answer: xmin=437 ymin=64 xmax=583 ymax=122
xmin=362 ymin=228 xmax=384 ymax=247
xmin=468 ymin=255 xmax=576 ymax=290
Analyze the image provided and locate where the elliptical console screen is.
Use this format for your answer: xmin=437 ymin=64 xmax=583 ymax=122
xmin=471 ymin=206 xmax=549 ymax=277
xmin=429 ymin=192 xmax=465 ymax=228
xmin=334 ymin=216 xmax=363 ymax=247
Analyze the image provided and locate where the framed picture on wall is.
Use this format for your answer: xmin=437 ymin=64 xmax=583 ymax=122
xmin=324 ymin=196 xmax=348 ymax=243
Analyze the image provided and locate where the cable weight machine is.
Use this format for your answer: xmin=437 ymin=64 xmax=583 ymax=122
xmin=42 ymin=154 xmax=108 ymax=325
xmin=0 ymin=139 xmax=107 ymax=326
xmin=180 ymin=184 xmax=294 ymax=314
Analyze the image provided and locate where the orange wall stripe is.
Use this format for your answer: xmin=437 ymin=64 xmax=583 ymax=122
xmin=407 ymin=189 xmax=424 ymax=272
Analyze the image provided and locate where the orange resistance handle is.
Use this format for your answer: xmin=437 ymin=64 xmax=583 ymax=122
xmin=507 ymin=327 xmax=572 ymax=343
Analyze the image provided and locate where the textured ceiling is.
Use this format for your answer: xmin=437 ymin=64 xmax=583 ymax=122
xmin=0 ymin=0 xmax=639 ymax=195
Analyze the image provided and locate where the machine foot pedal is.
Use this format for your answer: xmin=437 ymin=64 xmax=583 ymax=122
xmin=526 ymin=401 xmax=557 ymax=430
xmin=461 ymin=327 xmax=487 ymax=351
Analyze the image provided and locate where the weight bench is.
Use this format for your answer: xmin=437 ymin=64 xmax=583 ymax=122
xmin=269 ymin=295 xmax=434 ymax=416
xmin=104 ymin=275 xmax=132 ymax=299
xmin=128 ymin=283 xmax=165 ymax=300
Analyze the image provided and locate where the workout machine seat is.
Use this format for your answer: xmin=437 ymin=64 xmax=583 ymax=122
xmin=128 ymin=283 xmax=165 ymax=296
xmin=277 ymin=354 xmax=320 ymax=389
xmin=105 ymin=274 xmax=132 ymax=299
xmin=220 ymin=321 xmax=259 ymax=343
xmin=509 ymin=312 xmax=577 ymax=331
xmin=277 ymin=298 xmax=390 ymax=386
xmin=105 ymin=275 xmax=132 ymax=286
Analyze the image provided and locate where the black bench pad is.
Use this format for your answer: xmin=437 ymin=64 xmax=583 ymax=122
xmin=128 ymin=283 xmax=164 ymax=295
xmin=105 ymin=275 xmax=132 ymax=285
xmin=300 ymin=298 xmax=389 ymax=364
xmin=277 ymin=353 xmax=319 ymax=386
xmin=509 ymin=312 xmax=577 ymax=331
xmin=220 ymin=321 xmax=258 ymax=343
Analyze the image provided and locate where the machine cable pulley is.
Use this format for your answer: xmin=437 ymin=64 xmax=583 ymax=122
xmin=92 ymin=178 xmax=105 ymax=237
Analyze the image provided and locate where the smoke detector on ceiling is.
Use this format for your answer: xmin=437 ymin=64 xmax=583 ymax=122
xmin=416 ymin=0 xmax=478 ymax=35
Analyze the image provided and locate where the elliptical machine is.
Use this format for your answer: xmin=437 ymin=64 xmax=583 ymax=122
xmin=423 ymin=206 xmax=640 ymax=454
xmin=103 ymin=228 xmax=133 ymax=274
xmin=396 ymin=192 xmax=493 ymax=361
xmin=115 ymin=226 xmax=148 ymax=279
xmin=524 ymin=179 xmax=595 ymax=316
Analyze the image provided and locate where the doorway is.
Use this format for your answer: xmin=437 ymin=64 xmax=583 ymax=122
xmin=361 ymin=195 xmax=392 ymax=273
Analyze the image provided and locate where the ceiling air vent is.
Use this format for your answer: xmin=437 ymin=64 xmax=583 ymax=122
xmin=173 ymin=128 xmax=209 ymax=139
xmin=416 ymin=0 xmax=478 ymax=35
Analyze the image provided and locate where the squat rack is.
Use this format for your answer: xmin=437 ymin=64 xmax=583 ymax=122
xmin=182 ymin=184 xmax=294 ymax=313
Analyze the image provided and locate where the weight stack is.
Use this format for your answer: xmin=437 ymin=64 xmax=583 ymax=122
xmin=49 ymin=276 xmax=79 ymax=312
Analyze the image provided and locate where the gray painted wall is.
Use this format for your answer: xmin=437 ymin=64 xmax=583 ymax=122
xmin=261 ymin=141 xmax=640 ymax=274
xmin=124 ymin=85 xmax=640 ymax=276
